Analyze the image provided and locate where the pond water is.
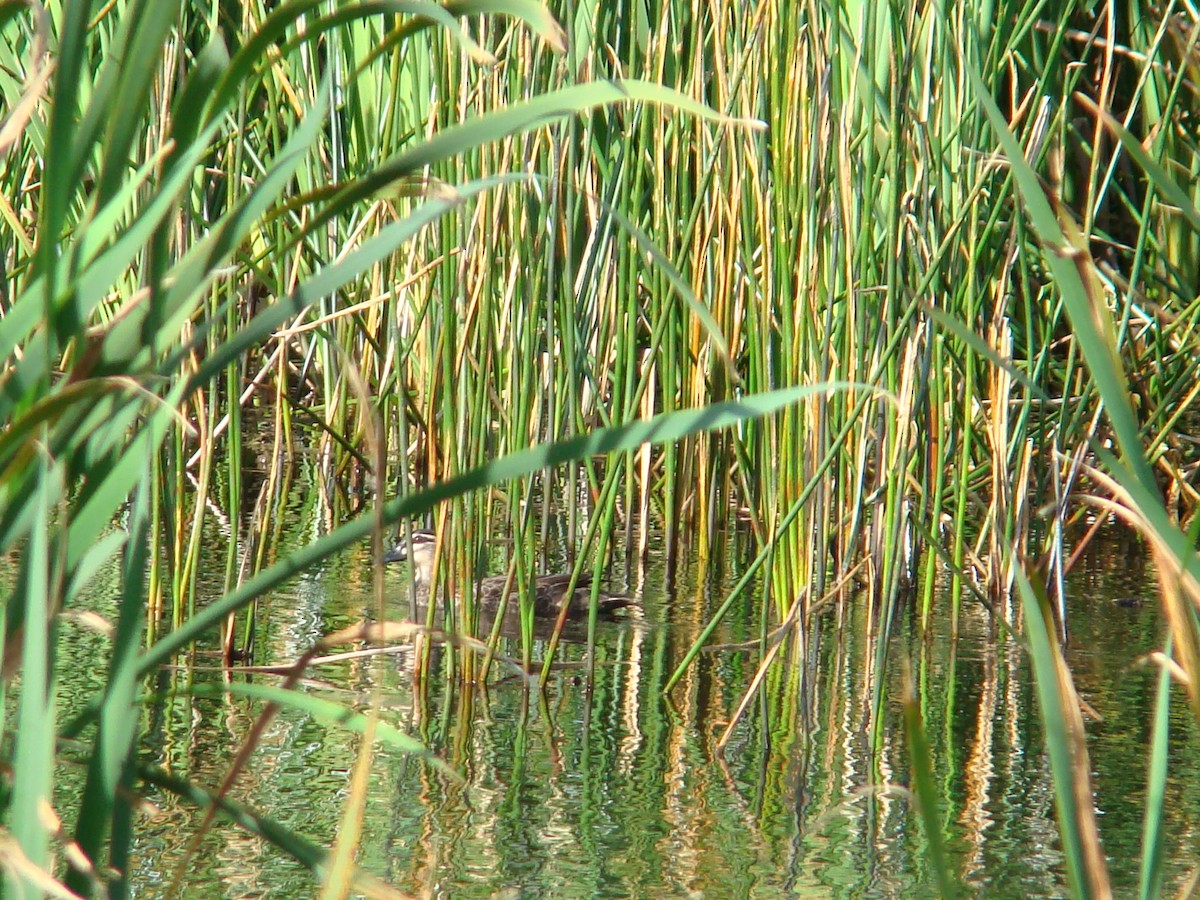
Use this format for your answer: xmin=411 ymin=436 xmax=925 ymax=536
xmin=58 ymin=516 xmax=1200 ymax=897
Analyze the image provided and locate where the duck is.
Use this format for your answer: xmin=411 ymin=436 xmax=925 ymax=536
xmin=383 ymin=529 xmax=634 ymax=618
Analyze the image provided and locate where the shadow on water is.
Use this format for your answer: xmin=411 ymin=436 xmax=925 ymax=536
xmin=102 ymin=521 xmax=1200 ymax=897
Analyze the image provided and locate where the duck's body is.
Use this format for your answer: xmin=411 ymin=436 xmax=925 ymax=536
xmin=384 ymin=530 xmax=633 ymax=617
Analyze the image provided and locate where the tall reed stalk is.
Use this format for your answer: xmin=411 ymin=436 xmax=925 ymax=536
xmin=3 ymin=0 xmax=1200 ymax=894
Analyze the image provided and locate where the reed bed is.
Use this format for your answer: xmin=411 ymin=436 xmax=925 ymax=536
xmin=2 ymin=0 xmax=1199 ymax=895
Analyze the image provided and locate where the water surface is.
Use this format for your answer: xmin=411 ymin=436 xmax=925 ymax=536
xmin=101 ymin=521 xmax=1200 ymax=897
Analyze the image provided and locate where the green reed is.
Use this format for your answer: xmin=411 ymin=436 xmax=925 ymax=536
xmin=4 ymin=0 xmax=1200 ymax=894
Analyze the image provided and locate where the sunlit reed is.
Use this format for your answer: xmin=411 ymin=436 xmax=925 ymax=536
xmin=2 ymin=0 xmax=1199 ymax=895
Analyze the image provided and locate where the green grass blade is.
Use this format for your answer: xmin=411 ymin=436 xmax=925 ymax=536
xmin=306 ymin=78 xmax=761 ymax=234
xmin=190 ymin=682 xmax=453 ymax=775
xmin=66 ymin=461 xmax=154 ymax=896
xmin=1013 ymin=564 xmax=1111 ymax=897
xmin=1076 ymin=94 xmax=1200 ymax=234
xmin=7 ymin=449 xmax=57 ymax=895
xmin=1138 ymin=637 xmax=1173 ymax=900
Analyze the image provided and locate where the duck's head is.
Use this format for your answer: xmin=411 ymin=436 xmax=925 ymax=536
xmin=382 ymin=529 xmax=438 ymax=567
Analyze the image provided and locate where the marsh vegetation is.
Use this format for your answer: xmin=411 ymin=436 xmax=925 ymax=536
xmin=3 ymin=0 xmax=1200 ymax=896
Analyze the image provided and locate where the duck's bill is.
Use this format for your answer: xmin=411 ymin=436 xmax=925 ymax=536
xmin=382 ymin=545 xmax=408 ymax=564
